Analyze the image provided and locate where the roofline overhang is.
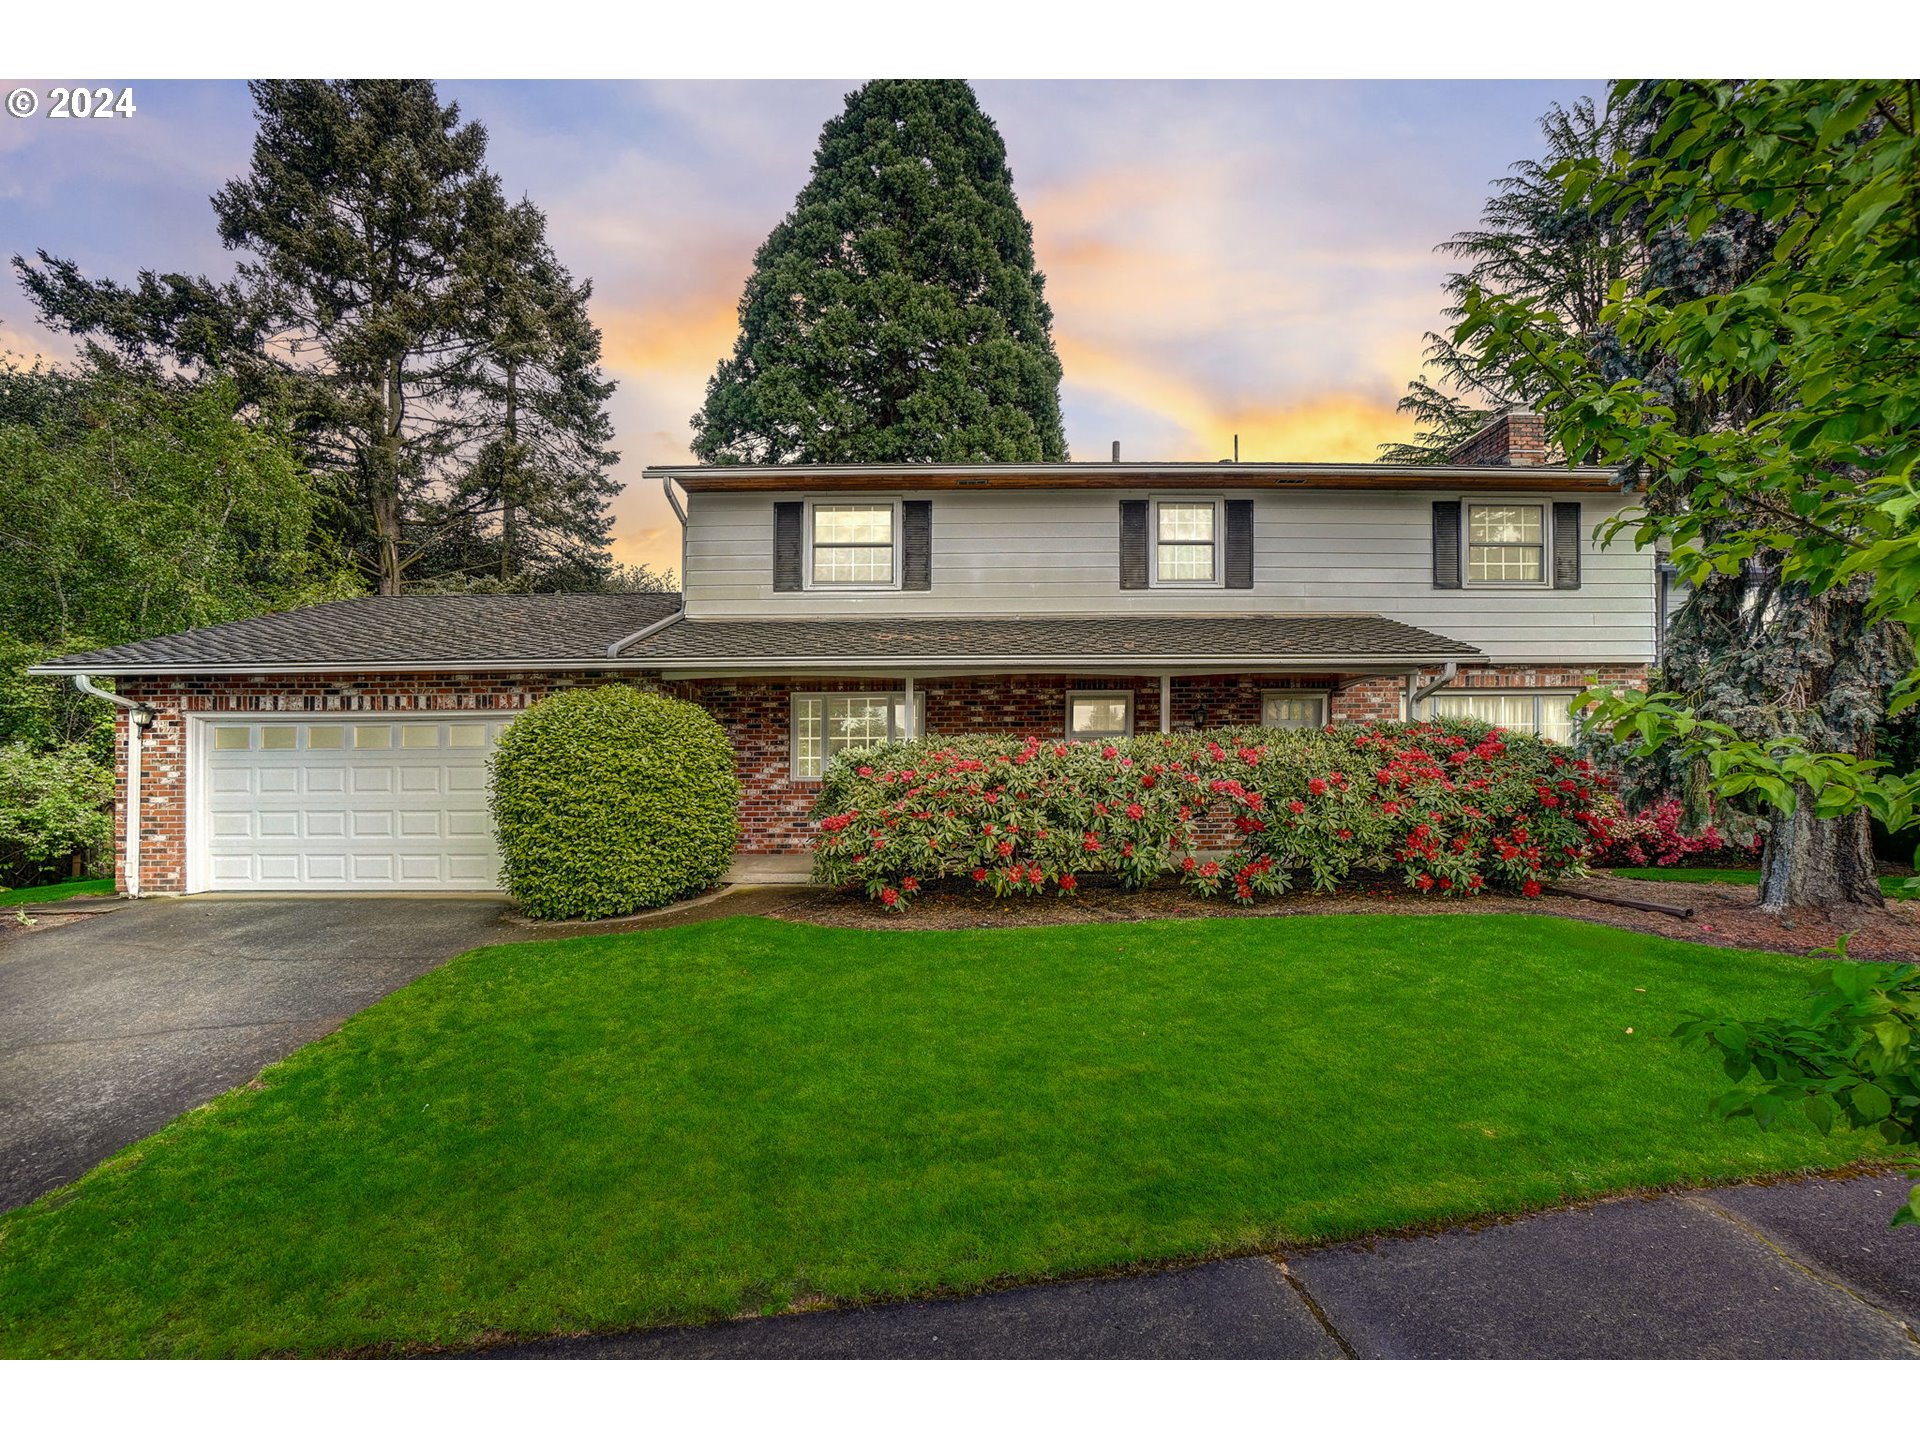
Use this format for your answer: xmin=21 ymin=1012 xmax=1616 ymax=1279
xmin=27 ymin=649 xmax=1479 ymax=680
xmin=644 ymin=461 xmax=1622 ymax=493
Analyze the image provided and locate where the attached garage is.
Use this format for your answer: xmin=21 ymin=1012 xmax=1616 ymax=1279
xmin=189 ymin=714 xmax=513 ymax=892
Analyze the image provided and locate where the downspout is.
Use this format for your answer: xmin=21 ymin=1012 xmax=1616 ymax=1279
xmin=662 ymin=475 xmax=689 ymax=598
xmin=605 ymin=607 xmax=683 ymax=659
xmin=1407 ymin=661 xmax=1459 ymax=720
xmin=73 ymin=675 xmax=156 ymax=897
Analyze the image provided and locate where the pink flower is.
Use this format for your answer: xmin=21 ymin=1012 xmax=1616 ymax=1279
xmin=857 ymin=765 xmax=873 ymax=777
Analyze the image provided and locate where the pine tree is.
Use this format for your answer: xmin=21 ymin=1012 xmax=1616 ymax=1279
xmin=14 ymin=79 xmax=620 ymax=595
xmin=692 ymin=79 xmax=1067 ymax=464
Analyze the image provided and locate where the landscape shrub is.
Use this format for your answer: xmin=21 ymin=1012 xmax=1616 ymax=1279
xmin=1588 ymin=795 xmax=1765 ymax=868
xmin=0 ymin=742 xmax=113 ymax=887
xmin=490 ymin=686 xmax=739 ymax=920
xmin=811 ymin=720 xmax=1613 ymax=910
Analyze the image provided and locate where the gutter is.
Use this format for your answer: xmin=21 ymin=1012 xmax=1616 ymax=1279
xmin=72 ymin=675 xmax=157 ymax=898
xmin=605 ymin=607 xmax=685 ymax=659
xmin=643 ymin=461 xmax=1618 ymax=484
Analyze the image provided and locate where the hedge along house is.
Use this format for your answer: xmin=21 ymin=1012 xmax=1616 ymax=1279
xmin=32 ymin=412 xmax=1656 ymax=896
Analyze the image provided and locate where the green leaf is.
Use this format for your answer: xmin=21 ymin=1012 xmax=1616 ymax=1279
xmin=1851 ymin=1082 xmax=1893 ymax=1121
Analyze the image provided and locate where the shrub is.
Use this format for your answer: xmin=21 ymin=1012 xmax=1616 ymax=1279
xmin=811 ymin=721 xmax=1612 ymax=910
xmin=490 ymin=687 xmax=739 ymax=920
xmin=0 ymin=742 xmax=113 ymax=887
xmin=1589 ymin=795 xmax=1765 ymax=868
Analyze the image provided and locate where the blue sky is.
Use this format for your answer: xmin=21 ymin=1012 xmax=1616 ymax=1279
xmin=0 ymin=79 xmax=1600 ymax=573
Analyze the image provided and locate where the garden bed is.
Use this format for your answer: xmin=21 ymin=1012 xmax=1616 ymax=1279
xmin=770 ymin=870 xmax=1920 ymax=960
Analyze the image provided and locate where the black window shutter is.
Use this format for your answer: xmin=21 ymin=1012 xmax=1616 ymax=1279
xmin=1119 ymin=500 xmax=1149 ymax=589
xmin=1552 ymin=501 xmax=1582 ymax=589
xmin=773 ymin=501 xmax=804 ymax=591
xmin=1432 ymin=500 xmax=1462 ymax=589
xmin=902 ymin=500 xmax=932 ymax=590
xmin=1224 ymin=499 xmax=1254 ymax=589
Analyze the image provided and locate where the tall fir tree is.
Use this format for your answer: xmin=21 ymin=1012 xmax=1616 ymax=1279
xmin=692 ymin=79 xmax=1067 ymax=464
xmin=14 ymin=79 xmax=620 ymax=595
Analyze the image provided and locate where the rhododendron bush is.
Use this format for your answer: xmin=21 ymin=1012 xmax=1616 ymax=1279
xmin=811 ymin=721 xmax=1613 ymax=910
xmin=1587 ymin=796 xmax=1765 ymax=868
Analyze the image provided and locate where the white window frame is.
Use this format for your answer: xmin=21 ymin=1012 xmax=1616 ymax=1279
xmin=805 ymin=497 xmax=902 ymax=591
xmin=1259 ymin=689 xmax=1329 ymax=729
xmin=1461 ymin=498 xmax=1551 ymax=589
xmin=790 ymin=690 xmax=925 ymax=781
xmin=1066 ymin=689 xmax=1136 ymax=740
xmin=1423 ymin=689 xmax=1581 ymax=743
xmin=1149 ymin=496 xmax=1224 ymax=589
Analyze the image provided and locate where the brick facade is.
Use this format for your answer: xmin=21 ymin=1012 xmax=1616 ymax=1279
xmin=107 ymin=661 xmax=1649 ymax=890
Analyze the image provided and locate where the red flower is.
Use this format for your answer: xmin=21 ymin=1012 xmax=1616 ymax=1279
xmin=1058 ymin=874 xmax=1078 ymax=892
xmin=1101 ymin=745 xmax=1119 ymax=760
xmin=1415 ymin=873 xmax=1435 ymax=891
xmin=1288 ymin=800 xmax=1306 ymax=815
xmin=997 ymin=841 xmax=1013 ymax=857
xmin=1308 ymin=777 xmax=1328 ymax=796
xmin=971 ymin=868 xmax=988 ymax=883
xmin=857 ymin=765 xmax=873 ymax=777
xmin=879 ymin=886 xmax=900 ymax=906
xmin=1522 ymin=879 xmax=1542 ymax=898
xmin=1125 ymin=802 xmax=1145 ymax=821
xmin=902 ymin=876 xmax=920 ymax=893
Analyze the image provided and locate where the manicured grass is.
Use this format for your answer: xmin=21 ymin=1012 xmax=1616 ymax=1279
xmin=0 ymin=877 xmax=115 ymax=905
xmin=0 ymin=913 xmax=1877 ymax=1357
xmin=1610 ymin=866 xmax=1913 ymax=897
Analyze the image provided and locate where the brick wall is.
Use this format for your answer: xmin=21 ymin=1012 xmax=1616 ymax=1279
xmin=106 ymin=661 xmax=1653 ymax=890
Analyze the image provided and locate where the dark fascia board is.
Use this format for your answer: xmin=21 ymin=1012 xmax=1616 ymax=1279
xmin=645 ymin=460 xmax=1622 ymax=493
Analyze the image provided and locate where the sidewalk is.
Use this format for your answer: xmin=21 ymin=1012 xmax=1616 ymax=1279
xmin=473 ymin=1172 xmax=1920 ymax=1359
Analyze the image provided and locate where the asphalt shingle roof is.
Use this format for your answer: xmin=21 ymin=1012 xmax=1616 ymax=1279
xmin=31 ymin=593 xmax=683 ymax=672
xmin=29 ymin=596 xmax=1477 ymax=673
xmin=617 ymin=614 xmax=1477 ymax=664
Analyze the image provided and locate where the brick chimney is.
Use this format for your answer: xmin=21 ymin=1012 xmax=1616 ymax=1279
xmin=1446 ymin=409 xmax=1547 ymax=467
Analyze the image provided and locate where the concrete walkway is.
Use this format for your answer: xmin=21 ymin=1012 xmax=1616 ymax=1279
xmin=477 ymin=1173 xmax=1920 ymax=1359
xmin=0 ymin=897 xmax=513 ymax=1212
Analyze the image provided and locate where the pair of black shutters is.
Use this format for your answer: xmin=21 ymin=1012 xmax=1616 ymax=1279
xmin=773 ymin=500 xmax=932 ymax=592
xmin=1431 ymin=499 xmax=1582 ymax=590
xmin=1118 ymin=499 xmax=1255 ymax=590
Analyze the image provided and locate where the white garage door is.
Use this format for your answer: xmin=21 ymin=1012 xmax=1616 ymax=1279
xmin=195 ymin=716 xmax=511 ymax=891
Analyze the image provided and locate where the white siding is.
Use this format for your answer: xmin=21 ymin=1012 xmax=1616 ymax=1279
xmin=682 ymin=488 xmax=1655 ymax=664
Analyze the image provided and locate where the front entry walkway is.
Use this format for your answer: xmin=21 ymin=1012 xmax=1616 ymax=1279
xmin=474 ymin=1173 xmax=1920 ymax=1359
xmin=0 ymin=897 xmax=513 ymax=1212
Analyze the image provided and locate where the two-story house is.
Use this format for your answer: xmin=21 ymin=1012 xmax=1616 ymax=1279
xmin=32 ymin=412 xmax=1654 ymax=895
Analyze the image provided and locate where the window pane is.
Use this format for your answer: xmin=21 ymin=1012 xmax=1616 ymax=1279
xmin=794 ymin=697 xmax=823 ymax=779
xmin=1430 ymin=692 xmax=1567 ymax=736
xmin=353 ymin=725 xmax=392 ymax=749
xmin=1157 ymin=503 xmax=1215 ymax=542
xmin=1469 ymin=504 xmax=1542 ymax=544
xmin=813 ymin=546 xmax=894 ymax=584
xmin=1468 ymin=545 xmax=1543 ymax=582
xmin=825 ymin=697 xmax=891 ymax=754
xmin=1156 ymin=542 xmax=1215 ymax=582
xmin=259 ymin=725 xmax=297 ymax=750
xmin=890 ymin=693 xmax=927 ymax=737
xmin=813 ymin=504 xmax=892 ymax=544
xmin=1069 ymin=693 xmax=1132 ymax=738
xmin=1262 ymin=695 xmax=1324 ymax=729
xmin=213 ymin=726 xmax=251 ymax=751
xmin=1538 ymin=696 xmax=1577 ymax=744
xmin=305 ymin=725 xmax=343 ymax=750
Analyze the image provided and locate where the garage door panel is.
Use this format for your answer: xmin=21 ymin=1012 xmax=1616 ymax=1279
xmin=198 ymin=717 xmax=506 ymax=892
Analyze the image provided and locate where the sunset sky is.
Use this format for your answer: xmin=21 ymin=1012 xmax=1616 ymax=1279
xmin=0 ymin=79 xmax=1600 ymax=576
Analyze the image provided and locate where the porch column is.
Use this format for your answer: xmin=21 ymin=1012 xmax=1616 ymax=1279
xmin=1160 ymin=673 xmax=1171 ymax=734
xmin=903 ymin=675 xmax=917 ymax=740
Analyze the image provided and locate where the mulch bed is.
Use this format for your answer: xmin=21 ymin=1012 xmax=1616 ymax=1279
xmin=765 ymin=871 xmax=1920 ymax=960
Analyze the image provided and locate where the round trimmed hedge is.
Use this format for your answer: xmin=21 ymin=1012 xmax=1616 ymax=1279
xmin=489 ymin=686 xmax=739 ymax=920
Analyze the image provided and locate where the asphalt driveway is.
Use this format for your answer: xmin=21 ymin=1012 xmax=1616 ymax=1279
xmin=0 ymin=897 xmax=512 ymax=1213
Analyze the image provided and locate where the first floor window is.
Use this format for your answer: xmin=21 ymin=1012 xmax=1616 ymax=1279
xmin=1261 ymin=692 xmax=1327 ymax=729
xmin=810 ymin=502 xmax=896 ymax=586
xmin=1466 ymin=502 xmax=1545 ymax=583
xmin=792 ymin=692 xmax=924 ymax=779
xmin=1068 ymin=690 xmax=1134 ymax=740
xmin=1427 ymin=691 xmax=1577 ymax=743
xmin=1155 ymin=501 xmax=1218 ymax=584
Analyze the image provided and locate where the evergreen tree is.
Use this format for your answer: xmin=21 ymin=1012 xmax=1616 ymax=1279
xmin=692 ymin=79 xmax=1067 ymax=464
xmin=14 ymin=79 xmax=620 ymax=594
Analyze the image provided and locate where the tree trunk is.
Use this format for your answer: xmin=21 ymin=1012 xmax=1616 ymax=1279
xmin=1757 ymin=786 xmax=1883 ymax=913
xmin=499 ymin=361 xmax=518 ymax=583
xmin=374 ymin=361 xmax=406 ymax=596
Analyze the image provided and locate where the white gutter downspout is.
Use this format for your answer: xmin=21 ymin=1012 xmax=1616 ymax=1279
xmin=1408 ymin=661 xmax=1459 ymax=720
xmin=1160 ymin=673 xmax=1171 ymax=734
xmin=662 ymin=476 xmax=689 ymax=596
xmin=605 ymin=608 xmax=684 ymax=659
xmin=73 ymin=675 xmax=155 ymax=897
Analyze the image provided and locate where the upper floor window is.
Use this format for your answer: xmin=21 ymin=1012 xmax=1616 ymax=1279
xmin=1155 ymin=501 xmax=1218 ymax=584
xmin=810 ymin=502 xmax=897 ymax=587
xmin=1466 ymin=503 xmax=1545 ymax=584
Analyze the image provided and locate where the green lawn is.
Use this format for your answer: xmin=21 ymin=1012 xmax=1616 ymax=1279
xmin=1 ymin=877 xmax=114 ymax=905
xmin=1610 ymin=866 xmax=1913 ymax=896
xmin=0 ymin=913 xmax=1878 ymax=1357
